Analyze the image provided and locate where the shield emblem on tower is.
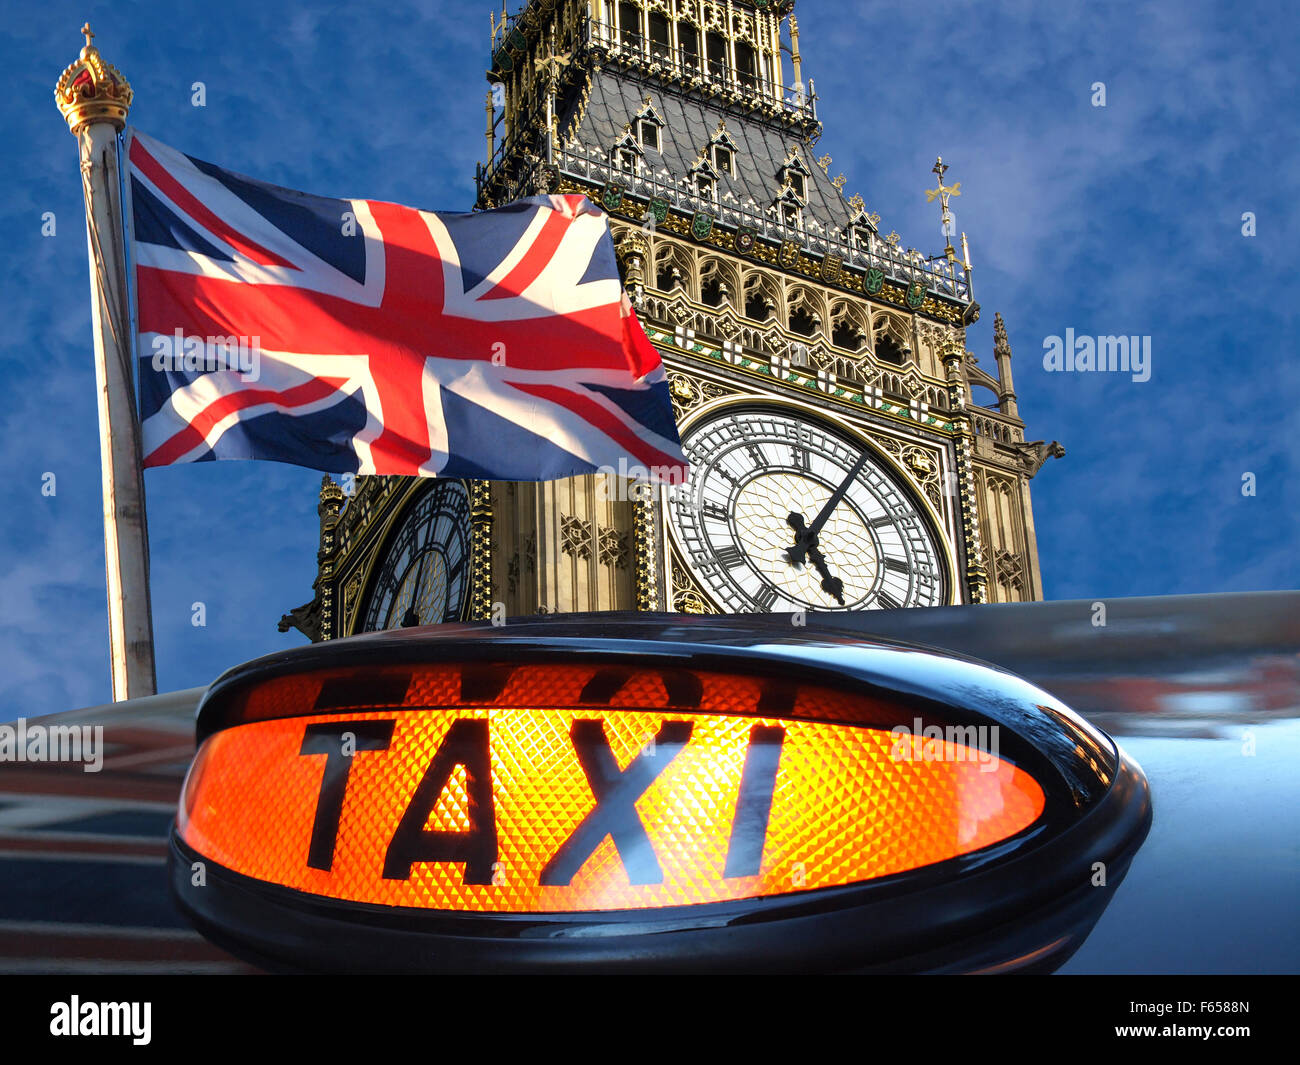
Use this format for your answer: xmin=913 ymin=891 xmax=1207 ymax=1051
xmin=691 ymin=210 xmax=714 ymax=241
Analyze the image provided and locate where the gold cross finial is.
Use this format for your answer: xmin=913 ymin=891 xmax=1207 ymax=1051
xmin=924 ymin=156 xmax=961 ymax=203
xmin=81 ymin=23 xmax=94 ymax=45
xmin=925 ymin=155 xmax=961 ymax=255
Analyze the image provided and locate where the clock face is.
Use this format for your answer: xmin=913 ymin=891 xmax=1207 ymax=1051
xmin=668 ymin=407 xmax=947 ymax=612
xmin=362 ymin=480 xmax=471 ymax=631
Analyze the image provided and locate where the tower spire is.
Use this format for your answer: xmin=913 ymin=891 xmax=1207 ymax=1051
xmin=790 ymin=14 xmax=803 ymax=98
xmin=993 ymin=312 xmax=1019 ymax=418
xmin=925 ymin=156 xmax=961 ymax=260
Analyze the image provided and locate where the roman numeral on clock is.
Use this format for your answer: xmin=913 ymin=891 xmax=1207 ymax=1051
xmin=883 ymin=556 xmax=910 ymax=575
xmin=870 ymin=514 xmax=894 ymax=530
xmin=716 ymin=546 xmax=745 ymax=569
xmin=876 ymin=590 xmax=902 ymax=610
xmin=702 ymin=502 xmax=728 ymax=522
xmin=753 ymin=586 xmax=778 ymax=611
xmin=791 ymin=447 xmax=810 ymax=471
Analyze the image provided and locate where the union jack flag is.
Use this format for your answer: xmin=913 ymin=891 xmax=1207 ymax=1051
xmin=125 ymin=130 xmax=687 ymax=482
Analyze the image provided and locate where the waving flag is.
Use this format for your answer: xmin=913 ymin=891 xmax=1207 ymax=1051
xmin=124 ymin=130 xmax=687 ymax=483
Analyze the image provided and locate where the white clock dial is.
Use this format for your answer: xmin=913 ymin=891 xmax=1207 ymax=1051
xmin=668 ymin=408 xmax=947 ymax=612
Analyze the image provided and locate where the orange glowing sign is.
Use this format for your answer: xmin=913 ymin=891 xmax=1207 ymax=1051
xmin=179 ymin=664 xmax=1044 ymax=912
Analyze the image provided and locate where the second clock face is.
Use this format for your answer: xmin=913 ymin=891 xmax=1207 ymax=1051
xmin=668 ymin=407 xmax=947 ymax=612
xmin=362 ymin=480 xmax=471 ymax=631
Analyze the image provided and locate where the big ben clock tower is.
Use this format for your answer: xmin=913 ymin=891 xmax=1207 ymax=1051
xmin=280 ymin=0 xmax=1061 ymax=642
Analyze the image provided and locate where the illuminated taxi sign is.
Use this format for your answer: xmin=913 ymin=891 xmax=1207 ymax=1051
xmin=179 ymin=664 xmax=1045 ymax=913
xmin=170 ymin=620 xmax=1152 ymax=973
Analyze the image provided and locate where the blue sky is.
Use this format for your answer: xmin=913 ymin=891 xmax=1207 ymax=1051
xmin=1 ymin=0 xmax=1296 ymax=717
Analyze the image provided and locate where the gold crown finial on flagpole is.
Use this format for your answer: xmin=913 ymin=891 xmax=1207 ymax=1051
xmin=55 ymin=23 xmax=133 ymax=134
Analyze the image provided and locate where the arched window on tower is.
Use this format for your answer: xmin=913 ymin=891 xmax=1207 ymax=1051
xmin=833 ymin=320 xmax=866 ymax=352
xmin=790 ymin=307 xmax=817 ymax=337
xmin=632 ymin=99 xmax=664 ymax=154
xmin=707 ymin=124 xmax=739 ymax=178
xmin=788 ymin=287 xmax=822 ymax=339
xmin=655 ymin=244 xmax=689 ymax=295
xmin=688 ymin=149 xmax=720 ymax=205
xmin=734 ymin=41 xmax=756 ymax=89
xmin=779 ymin=149 xmax=811 ymax=203
xmin=876 ymin=333 xmax=906 ymax=365
xmin=678 ymin=22 xmax=700 ymax=73
xmin=699 ymin=258 xmax=736 ymax=311
xmin=831 ymin=300 xmax=870 ymax=354
xmin=648 ymin=11 xmax=670 ymax=62
xmin=619 ymin=2 xmax=643 ymax=51
xmin=611 ymin=129 xmax=643 ymax=176
xmin=706 ymin=32 xmax=728 ymax=80
xmin=774 ymin=184 xmax=804 ymax=231
xmin=743 ymin=273 xmax=778 ymax=323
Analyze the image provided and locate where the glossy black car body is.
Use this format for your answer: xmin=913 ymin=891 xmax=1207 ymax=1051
xmin=1 ymin=590 xmax=1295 ymax=974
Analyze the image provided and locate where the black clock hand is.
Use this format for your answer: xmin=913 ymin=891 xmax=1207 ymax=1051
xmin=805 ymin=452 xmax=869 ymax=542
xmin=782 ymin=514 xmax=846 ymax=604
xmin=785 ymin=510 xmax=811 ymax=566
xmin=806 ymin=540 xmax=846 ymax=606
xmin=785 ymin=451 xmax=869 ymax=567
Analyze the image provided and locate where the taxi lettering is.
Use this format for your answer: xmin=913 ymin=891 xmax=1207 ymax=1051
xmin=298 ymin=713 xmax=785 ymax=887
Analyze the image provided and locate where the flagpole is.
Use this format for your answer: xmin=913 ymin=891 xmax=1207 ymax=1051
xmin=56 ymin=25 xmax=156 ymax=700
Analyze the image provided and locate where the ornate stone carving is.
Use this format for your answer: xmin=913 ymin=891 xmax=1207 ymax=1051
xmin=670 ymin=552 xmax=717 ymax=615
xmin=598 ymin=525 xmax=630 ymax=569
xmin=341 ymin=571 xmax=363 ymax=632
xmin=469 ymin=480 xmax=494 ymax=620
xmin=633 ymin=497 xmax=658 ymax=610
xmin=278 ymin=597 xmax=323 ymax=642
xmin=994 ymin=548 xmax=1025 ymax=590
xmin=667 ymin=370 xmax=734 ymax=420
xmin=1012 ymin=440 xmax=1066 ymax=477
xmin=560 ymin=513 xmax=593 ymax=559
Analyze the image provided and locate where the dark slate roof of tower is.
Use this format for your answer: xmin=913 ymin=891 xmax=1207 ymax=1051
xmin=562 ymin=69 xmax=856 ymax=239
